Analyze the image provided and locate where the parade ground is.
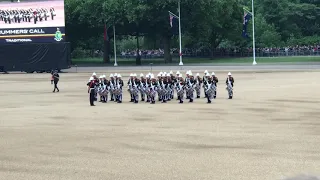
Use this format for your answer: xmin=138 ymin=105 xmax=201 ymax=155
xmin=0 ymin=65 xmax=319 ymax=180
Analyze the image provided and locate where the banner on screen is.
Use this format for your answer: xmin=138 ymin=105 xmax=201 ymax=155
xmin=0 ymin=0 xmax=65 ymax=43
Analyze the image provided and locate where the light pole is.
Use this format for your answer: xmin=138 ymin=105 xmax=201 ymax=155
xmin=113 ymin=25 xmax=118 ymax=66
xmin=251 ymin=0 xmax=257 ymax=65
xmin=169 ymin=0 xmax=183 ymax=66
xmin=178 ymin=0 xmax=183 ymax=65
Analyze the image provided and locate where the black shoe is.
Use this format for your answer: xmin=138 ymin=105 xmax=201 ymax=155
xmin=57 ymin=90 xmax=59 ymax=92
xmin=214 ymin=96 xmax=216 ymax=99
xmin=130 ymin=99 xmax=134 ymax=102
xmin=134 ymin=100 xmax=138 ymax=103
xmin=228 ymin=96 xmax=232 ymax=99
xmin=146 ymin=100 xmax=150 ymax=102
xmin=141 ymin=98 xmax=145 ymax=101
xmin=53 ymin=91 xmax=55 ymax=93
xmin=90 ymin=104 xmax=95 ymax=106
xmin=189 ymin=99 xmax=193 ymax=103
xmin=167 ymin=99 xmax=171 ymax=101
xmin=111 ymin=98 xmax=114 ymax=101
xmin=207 ymin=100 xmax=211 ymax=103
xmin=197 ymin=96 xmax=200 ymax=98
xmin=151 ymin=101 xmax=155 ymax=104
xmin=162 ymin=100 xmax=167 ymax=103
xmin=117 ymin=101 xmax=122 ymax=103
xmin=179 ymin=101 xmax=183 ymax=104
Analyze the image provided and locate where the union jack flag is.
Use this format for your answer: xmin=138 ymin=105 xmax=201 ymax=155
xmin=242 ymin=11 xmax=252 ymax=38
xmin=169 ymin=14 xmax=174 ymax=27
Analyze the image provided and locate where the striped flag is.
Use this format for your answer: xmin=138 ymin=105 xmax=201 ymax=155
xmin=104 ymin=23 xmax=108 ymax=41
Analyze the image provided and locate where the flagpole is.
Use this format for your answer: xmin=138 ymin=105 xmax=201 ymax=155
xmin=178 ymin=0 xmax=183 ymax=66
xmin=113 ymin=25 xmax=118 ymax=66
xmin=252 ymin=0 xmax=257 ymax=65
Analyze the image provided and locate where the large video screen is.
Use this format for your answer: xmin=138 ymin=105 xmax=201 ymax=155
xmin=0 ymin=0 xmax=65 ymax=43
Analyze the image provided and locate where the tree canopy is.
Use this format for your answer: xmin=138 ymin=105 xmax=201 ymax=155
xmin=65 ymin=0 xmax=320 ymax=61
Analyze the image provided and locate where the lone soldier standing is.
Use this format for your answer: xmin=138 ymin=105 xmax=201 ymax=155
xmin=52 ymin=70 xmax=60 ymax=92
xmin=87 ymin=77 xmax=97 ymax=106
xmin=225 ymin=72 xmax=234 ymax=99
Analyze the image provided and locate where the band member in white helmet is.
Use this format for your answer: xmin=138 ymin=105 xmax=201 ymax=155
xmin=211 ymin=72 xmax=218 ymax=99
xmin=225 ymin=72 xmax=234 ymax=99
xmin=108 ymin=74 xmax=115 ymax=101
xmin=140 ymin=73 xmax=146 ymax=101
xmin=127 ymin=73 xmax=134 ymax=102
xmin=187 ymin=72 xmax=195 ymax=102
xmin=195 ymin=73 xmax=202 ymax=98
xmin=176 ymin=74 xmax=185 ymax=103
xmin=185 ymin=70 xmax=191 ymax=99
xmin=116 ymin=74 xmax=124 ymax=103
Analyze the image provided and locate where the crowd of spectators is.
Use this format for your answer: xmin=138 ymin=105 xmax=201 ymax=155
xmin=118 ymin=45 xmax=320 ymax=58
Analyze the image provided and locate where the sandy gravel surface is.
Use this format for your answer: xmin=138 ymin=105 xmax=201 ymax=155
xmin=0 ymin=68 xmax=319 ymax=180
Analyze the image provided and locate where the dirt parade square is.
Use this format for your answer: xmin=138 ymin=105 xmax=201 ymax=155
xmin=0 ymin=66 xmax=319 ymax=180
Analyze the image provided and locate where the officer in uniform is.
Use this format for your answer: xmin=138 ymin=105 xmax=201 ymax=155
xmin=226 ymin=72 xmax=234 ymax=99
xmin=87 ymin=77 xmax=97 ymax=106
xmin=52 ymin=70 xmax=60 ymax=92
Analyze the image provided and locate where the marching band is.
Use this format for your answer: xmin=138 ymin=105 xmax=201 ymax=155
xmin=86 ymin=71 xmax=235 ymax=106
xmin=0 ymin=8 xmax=56 ymax=24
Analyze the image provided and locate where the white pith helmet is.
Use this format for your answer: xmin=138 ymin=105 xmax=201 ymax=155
xmin=196 ymin=73 xmax=200 ymax=76
xmin=140 ymin=73 xmax=144 ymax=77
xmin=110 ymin=74 xmax=113 ymax=77
xmin=212 ymin=72 xmax=215 ymax=76
xmin=228 ymin=72 xmax=232 ymax=75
